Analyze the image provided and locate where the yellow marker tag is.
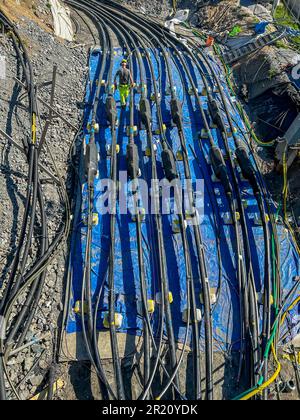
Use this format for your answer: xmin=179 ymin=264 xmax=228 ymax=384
xmin=32 ymin=113 xmax=37 ymax=144
xmin=176 ymin=151 xmax=183 ymax=161
xmin=283 ymin=352 xmax=300 ymax=364
xmin=147 ymin=300 xmax=155 ymax=314
xmin=30 ymin=379 xmax=64 ymax=400
xmin=103 ymin=313 xmax=123 ymax=329
xmin=73 ymin=301 xmax=88 ymax=315
xmin=92 ymin=213 xmax=99 ymax=226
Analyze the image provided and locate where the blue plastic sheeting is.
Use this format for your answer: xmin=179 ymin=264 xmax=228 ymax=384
xmin=255 ymin=22 xmax=270 ymax=34
xmin=66 ymin=46 xmax=300 ymax=352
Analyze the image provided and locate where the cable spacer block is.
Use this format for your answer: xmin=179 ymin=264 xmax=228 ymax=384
xmin=165 ymin=86 xmax=172 ymax=96
xmin=83 ymin=212 xmax=99 ymax=226
xmin=150 ymin=92 xmax=161 ymax=102
xmin=131 ymin=207 xmax=146 ymax=222
xmin=144 ymin=147 xmax=151 ymax=157
xmin=185 ymin=209 xmax=196 ymax=220
xmin=103 ymin=312 xmax=123 ymax=329
xmin=93 ymin=123 xmax=99 ymax=133
xmin=172 ymin=218 xmax=183 ymax=234
xmin=253 ymin=214 xmax=262 ymax=226
xmin=172 ymin=221 xmax=181 ymax=234
xmin=222 ymin=212 xmax=233 ymax=225
xmin=92 ymin=213 xmax=99 ymax=226
xmin=176 ymin=150 xmax=184 ymax=161
xmin=200 ymin=128 xmax=209 ymax=139
xmin=182 ymin=308 xmax=202 ymax=323
xmin=242 ymin=199 xmax=248 ymax=208
xmin=257 ymin=292 xmax=274 ymax=306
xmin=211 ymin=173 xmax=220 ymax=183
xmin=154 ymin=124 xmax=166 ymax=135
xmin=200 ymin=87 xmax=207 ymax=96
xmin=147 ymin=299 xmax=155 ymax=314
xmin=73 ymin=300 xmax=88 ymax=315
xmin=155 ymin=292 xmax=173 ymax=305
xmin=126 ymin=125 xmax=138 ymax=137
xmin=106 ymin=144 xmax=111 ymax=156
xmin=200 ymin=288 xmax=217 ymax=305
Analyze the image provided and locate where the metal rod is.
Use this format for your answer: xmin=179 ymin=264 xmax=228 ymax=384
xmin=8 ymin=333 xmax=49 ymax=357
xmin=38 ymin=64 xmax=57 ymax=154
xmin=0 ymin=128 xmax=60 ymax=184
xmin=13 ymin=77 xmax=79 ymax=132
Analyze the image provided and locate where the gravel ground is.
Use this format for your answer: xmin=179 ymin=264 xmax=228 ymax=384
xmin=0 ymin=0 xmax=88 ymax=399
xmin=122 ymin=0 xmax=172 ymax=17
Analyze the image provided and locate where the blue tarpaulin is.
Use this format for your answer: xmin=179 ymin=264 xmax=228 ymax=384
xmin=66 ymin=46 xmax=300 ymax=352
xmin=255 ymin=21 xmax=270 ymax=34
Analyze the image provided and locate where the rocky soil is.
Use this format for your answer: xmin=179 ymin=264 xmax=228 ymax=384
xmin=122 ymin=0 xmax=171 ymax=18
xmin=0 ymin=0 xmax=88 ymax=399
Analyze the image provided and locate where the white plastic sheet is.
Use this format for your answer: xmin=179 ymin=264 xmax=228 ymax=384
xmin=0 ymin=56 xmax=6 ymax=80
xmin=50 ymin=0 xmax=74 ymax=42
xmin=165 ymin=9 xmax=190 ymax=33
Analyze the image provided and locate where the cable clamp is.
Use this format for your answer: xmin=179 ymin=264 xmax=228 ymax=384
xmin=82 ymin=212 xmax=99 ymax=226
xmin=156 ymin=292 xmax=173 ymax=305
xmin=73 ymin=300 xmax=88 ymax=315
xmin=182 ymin=308 xmax=202 ymax=323
xmin=200 ymin=288 xmax=217 ymax=305
xmin=103 ymin=312 xmax=123 ymax=329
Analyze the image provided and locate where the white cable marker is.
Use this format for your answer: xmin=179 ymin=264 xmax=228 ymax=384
xmin=0 ymin=56 xmax=6 ymax=80
xmin=0 ymin=316 xmax=6 ymax=340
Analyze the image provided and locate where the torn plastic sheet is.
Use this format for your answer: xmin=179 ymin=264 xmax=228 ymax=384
xmin=165 ymin=9 xmax=190 ymax=33
xmin=50 ymin=0 xmax=74 ymax=41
